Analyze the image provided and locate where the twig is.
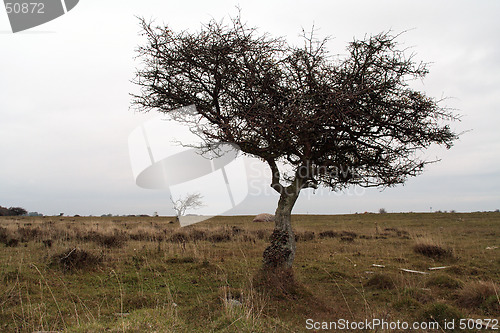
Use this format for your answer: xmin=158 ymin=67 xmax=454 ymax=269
xmin=400 ymin=268 xmax=429 ymax=275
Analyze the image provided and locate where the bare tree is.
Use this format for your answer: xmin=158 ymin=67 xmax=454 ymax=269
xmin=171 ymin=192 xmax=204 ymax=221
xmin=132 ymin=15 xmax=459 ymax=270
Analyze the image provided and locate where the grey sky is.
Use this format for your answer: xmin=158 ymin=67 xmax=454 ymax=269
xmin=1 ymin=0 xmax=499 ymax=216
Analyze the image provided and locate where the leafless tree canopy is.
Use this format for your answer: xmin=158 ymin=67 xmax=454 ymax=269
xmin=132 ymin=14 xmax=459 ymax=268
xmin=132 ymin=16 xmax=458 ymax=193
xmin=171 ymin=193 xmax=204 ymax=218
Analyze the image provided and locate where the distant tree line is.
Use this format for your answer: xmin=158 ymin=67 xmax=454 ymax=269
xmin=0 ymin=206 xmax=28 ymax=216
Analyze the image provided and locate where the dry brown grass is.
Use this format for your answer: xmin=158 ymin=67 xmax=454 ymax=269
xmin=457 ymin=280 xmax=500 ymax=314
xmin=413 ymin=237 xmax=455 ymax=259
xmin=0 ymin=212 xmax=498 ymax=332
xmin=50 ymin=247 xmax=103 ymax=272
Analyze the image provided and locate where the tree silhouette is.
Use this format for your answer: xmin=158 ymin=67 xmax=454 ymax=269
xmin=132 ymin=15 xmax=459 ymax=269
xmin=0 ymin=206 xmax=27 ymax=216
xmin=171 ymin=192 xmax=204 ymax=221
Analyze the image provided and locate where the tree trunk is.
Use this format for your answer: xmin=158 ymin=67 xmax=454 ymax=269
xmin=262 ymin=186 xmax=301 ymax=269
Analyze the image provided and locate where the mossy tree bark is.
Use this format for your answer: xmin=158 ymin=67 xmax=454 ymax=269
xmin=263 ymin=178 xmax=302 ymax=270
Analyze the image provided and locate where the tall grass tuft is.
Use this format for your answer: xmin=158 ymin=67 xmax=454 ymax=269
xmin=413 ymin=238 xmax=455 ymax=259
xmin=50 ymin=248 xmax=103 ymax=272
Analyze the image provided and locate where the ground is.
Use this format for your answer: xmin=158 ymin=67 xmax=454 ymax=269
xmin=0 ymin=212 xmax=499 ymax=332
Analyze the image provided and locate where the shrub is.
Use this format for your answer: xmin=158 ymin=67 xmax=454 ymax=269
xmin=170 ymin=232 xmax=189 ymax=243
xmin=84 ymin=231 xmax=127 ymax=248
xmin=99 ymin=233 xmax=127 ymax=248
xmin=188 ymin=228 xmax=207 ymax=241
xmin=319 ymin=230 xmax=338 ymax=238
xmin=208 ymin=231 xmax=231 ymax=243
xmin=416 ymin=302 xmax=463 ymax=327
xmin=50 ymin=248 xmax=103 ymax=272
xmin=0 ymin=227 xmax=10 ymax=244
xmin=340 ymin=236 xmax=355 ymax=242
xmin=425 ymin=274 xmax=463 ymax=289
xmin=295 ymin=231 xmax=315 ymax=242
xmin=0 ymin=206 xmax=27 ymax=216
xmin=99 ymin=234 xmax=126 ymax=248
xmin=340 ymin=231 xmax=357 ymax=238
xmin=0 ymin=206 xmax=10 ymax=216
xmin=413 ymin=239 xmax=454 ymax=259
xmin=129 ymin=230 xmax=151 ymax=241
xmin=0 ymin=227 xmax=19 ymax=247
xmin=8 ymin=207 xmax=27 ymax=216
xmin=457 ymin=281 xmax=500 ymax=314
xmin=5 ymin=238 xmax=19 ymax=247
xmin=17 ymin=227 xmax=42 ymax=242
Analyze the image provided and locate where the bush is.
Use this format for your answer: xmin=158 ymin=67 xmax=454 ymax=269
xmin=187 ymin=228 xmax=207 ymax=241
xmin=295 ymin=231 xmax=315 ymax=242
xmin=425 ymin=274 xmax=463 ymax=289
xmin=0 ymin=206 xmax=10 ymax=216
xmin=340 ymin=236 xmax=355 ymax=242
xmin=84 ymin=231 xmax=127 ymax=248
xmin=0 ymin=227 xmax=10 ymax=244
xmin=5 ymin=238 xmax=19 ymax=247
xmin=0 ymin=206 xmax=27 ymax=216
xmin=98 ymin=234 xmax=127 ymax=248
xmin=17 ymin=227 xmax=43 ymax=242
xmin=416 ymin=302 xmax=463 ymax=327
xmin=50 ymin=248 xmax=103 ymax=272
xmin=0 ymin=227 xmax=19 ymax=247
xmin=457 ymin=281 xmax=500 ymax=314
xmin=208 ymin=231 xmax=231 ymax=243
xmin=340 ymin=231 xmax=357 ymax=238
xmin=170 ymin=232 xmax=189 ymax=243
xmin=319 ymin=230 xmax=339 ymax=238
xmin=8 ymin=207 xmax=27 ymax=216
xmin=413 ymin=239 xmax=454 ymax=259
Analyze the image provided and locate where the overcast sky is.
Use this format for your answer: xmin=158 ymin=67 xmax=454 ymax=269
xmin=1 ymin=0 xmax=499 ymax=216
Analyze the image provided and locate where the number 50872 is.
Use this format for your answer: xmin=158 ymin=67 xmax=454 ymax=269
xmin=5 ymin=2 xmax=45 ymax=14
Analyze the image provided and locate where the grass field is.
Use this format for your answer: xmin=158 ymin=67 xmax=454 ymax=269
xmin=0 ymin=213 xmax=499 ymax=332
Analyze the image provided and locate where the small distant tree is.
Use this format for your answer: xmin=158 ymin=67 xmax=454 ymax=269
xmin=379 ymin=208 xmax=387 ymax=214
xmin=28 ymin=212 xmax=44 ymax=217
xmin=171 ymin=192 xmax=204 ymax=221
xmin=8 ymin=207 xmax=27 ymax=216
xmin=132 ymin=15 xmax=459 ymax=270
xmin=0 ymin=206 xmax=10 ymax=216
